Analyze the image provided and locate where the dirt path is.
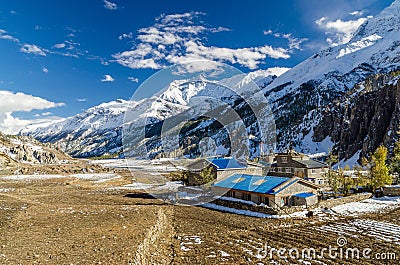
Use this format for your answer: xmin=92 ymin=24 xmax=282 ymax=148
xmin=134 ymin=206 xmax=175 ymax=265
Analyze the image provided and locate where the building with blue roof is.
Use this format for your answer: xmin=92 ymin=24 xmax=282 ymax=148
xmin=206 ymin=157 xmax=246 ymax=170
xmin=213 ymin=174 xmax=319 ymax=208
xmin=186 ymin=157 xmax=248 ymax=186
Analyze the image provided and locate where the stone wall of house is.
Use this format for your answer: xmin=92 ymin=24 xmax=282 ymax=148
xmin=383 ymin=186 xmax=400 ymax=196
xmin=213 ymin=198 xmax=279 ymax=215
xmin=277 ymin=181 xmax=316 ymax=197
xmin=213 ymin=198 xmax=311 ymax=215
xmin=216 ymin=169 xmax=247 ymax=180
xmin=317 ymin=193 xmax=372 ymax=209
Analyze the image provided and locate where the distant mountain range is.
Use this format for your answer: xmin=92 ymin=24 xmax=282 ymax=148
xmin=21 ymin=0 xmax=400 ymax=166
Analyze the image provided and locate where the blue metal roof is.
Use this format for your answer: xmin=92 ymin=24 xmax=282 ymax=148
xmin=213 ymin=174 xmax=290 ymax=194
xmin=207 ymin=157 xmax=246 ymax=170
xmin=294 ymin=192 xmax=315 ymax=198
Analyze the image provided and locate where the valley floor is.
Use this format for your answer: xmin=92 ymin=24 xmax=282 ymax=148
xmin=0 ymin=173 xmax=399 ymax=265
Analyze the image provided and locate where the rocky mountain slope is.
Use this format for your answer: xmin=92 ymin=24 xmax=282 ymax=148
xmin=0 ymin=132 xmax=71 ymax=173
xmin=21 ymin=0 xmax=400 ymax=164
xmin=263 ymin=0 xmax=400 ymax=156
xmin=314 ymin=72 xmax=400 ymax=163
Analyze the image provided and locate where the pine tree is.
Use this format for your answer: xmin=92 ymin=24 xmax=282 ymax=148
xmin=324 ymin=149 xmax=340 ymax=197
xmin=196 ymin=165 xmax=215 ymax=186
xmin=341 ymin=164 xmax=355 ymax=196
xmin=369 ymin=145 xmax=392 ymax=191
xmin=326 ymin=148 xmax=338 ymax=168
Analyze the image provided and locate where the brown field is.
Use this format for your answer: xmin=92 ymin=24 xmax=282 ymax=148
xmin=0 ymin=174 xmax=399 ymax=265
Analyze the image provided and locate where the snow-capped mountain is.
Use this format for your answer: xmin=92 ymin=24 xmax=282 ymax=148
xmin=21 ymin=71 xmax=278 ymax=158
xmin=21 ymin=0 xmax=400 ymax=162
xmin=262 ymin=0 xmax=400 ymax=158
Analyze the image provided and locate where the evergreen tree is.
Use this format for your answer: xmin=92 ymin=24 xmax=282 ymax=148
xmin=326 ymin=148 xmax=338 ymax=168
xmin=341 ymin=164 xmax=355 ymax=196
xmin=195 ymin=166 xmax=215 ymax=186
xmin=324 ymin=149 xmax=340 ymax=197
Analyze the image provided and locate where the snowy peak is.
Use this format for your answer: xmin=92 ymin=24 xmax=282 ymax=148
xmin=352 ymin=0 xmax=400 ymax=42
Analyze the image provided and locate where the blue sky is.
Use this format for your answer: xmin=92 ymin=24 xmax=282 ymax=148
xmin=0 ymin=0 xmax=393 ymax=133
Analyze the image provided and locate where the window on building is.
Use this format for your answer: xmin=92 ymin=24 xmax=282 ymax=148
xmin=281 ymin=157 xmax=288 ymax=163
xmin=311 ymin=169 xmax=317 ymax=174
xmin=278 ymin=167 xmax=282 ymax=172
xmin=285 ymin=167 xmax=292 ymax=173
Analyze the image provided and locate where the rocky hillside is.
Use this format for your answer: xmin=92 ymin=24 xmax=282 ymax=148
xmin=0 ymin=132 xmax=71 ymax=173
xmin=314 ymin=71 xmax=400 ymax=163
xmin=263 ymin=0 xmax=400 ymax=155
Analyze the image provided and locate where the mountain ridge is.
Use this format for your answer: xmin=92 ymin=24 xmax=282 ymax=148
xmin=21 ymin=0 xmax=400 ymax=164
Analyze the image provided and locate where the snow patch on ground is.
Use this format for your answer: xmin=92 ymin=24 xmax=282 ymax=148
xmin=179 ymin=235 xmax=203 ymax=252
xmin=202 ymin=196 xmax=400 ymax=219
xmin=0 ymin=188 xmax=15 ymax=193
xmin=316 ymin=219 xmax=400 ymax=244
xmin=1 ymin=173 xmax=122 ymax=182
xmin=332 ymin=196 xmax=400 ymax=216
xmin=1 ymin=174 xmax=67 ymax=181
xmin=70 ymin=173 xmax=121 ymax=182
xmin=218 ymin=196 xmax=257 ymax=205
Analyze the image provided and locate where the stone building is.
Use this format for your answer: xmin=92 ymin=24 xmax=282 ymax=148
xmin=267 ymin=150 xmax=329 ymax=185
xmin=213 ymin=174 xmax=319 ymax=208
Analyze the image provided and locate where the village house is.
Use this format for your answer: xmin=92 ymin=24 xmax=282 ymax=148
xmin=213 ymin=174 xmax=319 ymax=208
xmin=267 ymin=150 xmax=329 ymax=185
xmin=186 ymin=157 xmax=248 ymax=186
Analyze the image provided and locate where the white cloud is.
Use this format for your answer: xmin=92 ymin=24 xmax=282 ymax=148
xmin=0 ymin=90 xmax=65 ymax=134
xmin=269 ymin=32 xmax=308 ymax=51
xmin=20 ymin=43 xmax=47 ymax=56
xmin=128 ymin=77 xmax=139 ymax=82
xmin=53 ymin=43 xmax=66 ymax=49
xmin=76 ymin=98 xmax=87 ymax=102
xmin=0 ymin=113 xmax=62 ymax=135
xmin=103 ymin=0 xmax=117 ymax=10
xmin=316 ymin=16 xmax=369 ymax=46
xmin=119 ymin=32 xmax=133 ymax=40
xmin=263 ymin=29 xmax=273 ymax=35
xmin=113 ymin=12 xmax=291 ymax=71
xmin=34 ymin=112 xmax=53 ymax=116
xmin=42 ymin=67 xmax=49 ymax=73
xmin=350 ymin=10 xmax=364 ymax=17
xmin=0 ymin=29 xmax=19 ymax=42
xmin=101 ymin=74 xmax=114 ymax=82
xmin=0 ymin=90 xmax=64 ymax=113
